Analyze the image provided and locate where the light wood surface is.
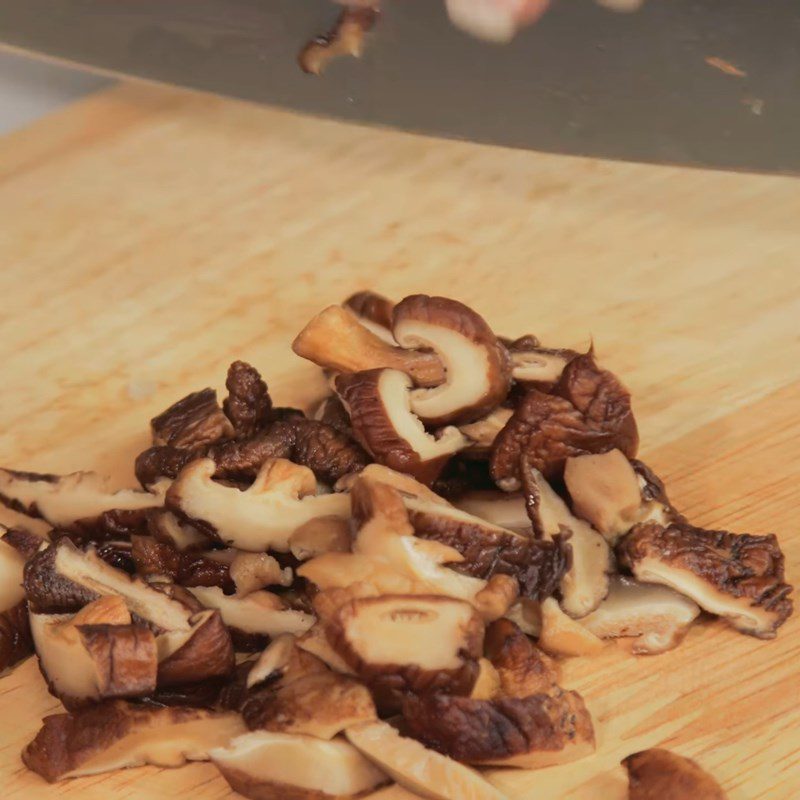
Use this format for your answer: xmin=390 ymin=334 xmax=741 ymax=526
xmin=0 ymin=83 xmax=798 ymax=800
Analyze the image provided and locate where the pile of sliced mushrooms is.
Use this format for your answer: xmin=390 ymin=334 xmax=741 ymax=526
xmin=0 ymin=292 xmax=792 ymax=799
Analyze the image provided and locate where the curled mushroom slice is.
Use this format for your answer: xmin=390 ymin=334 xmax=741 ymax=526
xmin=623 ymin=748 xmax=728 ymax=800
xmin=242 ymin=670 xmax=377 ymax=739
xmin=328 ymin=594 xmax=483 ymax=713
xmin=299 ymin=6 xmax=381 ymax=76
xmin=345 ymin=721 xmax=507 ymax=800
xmin=337 ymin=369 xmax=468 ymax=485
xmin=522 ymin=463 xmax=612 ymax=618
xmin=167 ymin=458 xmax=350 ymax=552
xmin=344 ymin=290 xmax=396 ymax=343
xmin=0 ymin=535 xmax=33 ymax=672
xmin=402 ymin=688 xmax=595 ymax=768
xmin=151 ymin=387 xmax=234 ymax=449
xmin=30 ymin=608 xmax=157 ymax=707
xmin=22 ymin=700 xmax=245 ymax=782
xmin=188 ymin=586 xmax=315 ymax=640
xmin=392 ymin=295 xmax=512 ymax=426
xmin=580 ymin=576 xmax=700 ymax=654
xmin=212 ymin=730 xmax=389 ymax=800
xmin=148 ymin=509 xmax=212 ymax=551
xmin=618 ymin=522 xmax=793 ymax=637
xmin=293 ymin=305 xmax=445 ymax=387
xmin=537 ymin=597 xmax=606 ymax=658
xmin=0 ymin=468 xmax=164 ymax=531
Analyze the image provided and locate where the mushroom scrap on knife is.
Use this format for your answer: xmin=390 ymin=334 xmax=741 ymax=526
xmin=0 ymin=291 xmax=791 ymax=798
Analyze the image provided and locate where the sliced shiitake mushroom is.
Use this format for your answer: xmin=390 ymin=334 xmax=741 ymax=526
xmin=167 ymin=458 xmax=350 ymax=552
xmin=506 ymin=338 xmax=577 ymax=390
xmin=188 ymin=586 xmax=315 ymax=640
xmin=0 ymin=535 xmax=33 ymax=671
xmin=618 ymin=521 xmax=792 ymax=637
xmin=22 ymin=700 xmax=245 ymax=782
xmin=229 ymin=552 xmax=293 ymax=595
xmin=522 ymin=463 xmax=612 ymax=618
xmin=289 ymin=516 xmax=351 ymax=562
xmin=392 ymin=295 xmax=512 ymax=426
xmin=401 ymin=688 xmax=595 ymax=768
xmin=536 ymin=597 xmax=606 ymax=658
xmin=458 ymin=407 xmax=514 ymax=457
xmin=211 ymin=730 xmax=389 ymax=800
xmin=343 ymin=290 xmax=396 ymax=343
xmin=345 ymin=721 xmax=507 ymax=800
xmin=328 ymin=594 xmax=483 ymax=713
xmin=337 ymin=369 xmax=468 ymax=485
xmin=623 ymin=748 xmax=728 ymax=800
xmin=0 ymin=468 xmax=164 ymax=532
xmin=293 ymin=304 xmax=445 ymax=387
xmin=453 ymin=490 xmax=531 ymax=535
xmin=297 ymin=624 xmax=356 ymax=675
xmin=580 ymin=576 xmax=700 ymax=654
xmin=148 ymin=509 xmax=212 ymax=552
xmin=150 ymin=387 xmax=234 ymax=449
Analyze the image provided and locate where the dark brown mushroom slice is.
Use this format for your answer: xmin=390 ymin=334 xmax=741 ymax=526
xmin=392 ymin=295 xmax=512 ymax=426
xmin=618 ymin=521 xmax=793 ymax=637
xmin=506 ymin=336 xmax=579 ymax=391
xmin=312 ymin=394 xmax=354 ymax=436
xmin=0 ymin=535 xmax=33 ymax=672
xmin=0 ymin=467 xmax=165 ymax=532
xmin=1 ymin=524 xmax=48 ymax=560
xmin=211 ymin=730 xmax=389 ymax=800
xmin=151 ymin=387 xmax=234 ymax=450
xmin=401 ymin=689 xmax=595 ymax=768
xmin=223 ymin=360 xmax=273 ymax=438
xmin=430 ymin=456 xmax=497 ymax=500
xmin=298 ymin=6 xmax=380 ymax=75
xmin=336 ymin=368 xmax=468 ymax=485
xmin=490 ymin=350 xmax=638 ymax=489
xmin=484 ymin=618 xmax=558 ymax=697
xmin=22 ymin=700 xmax=246 ymax=782
xmin=344 ymin=290 xmax=396 ymax=341
xmin=135 ymin=445 xmax=197 ymax=488
xmin=167 ymin=458 xmax=350 ymax=553
xmin=623 ymin=748 xmax=728 ymax=800
xmin=327 ymin=594 xmax=483 ymax=714
xmin=293 ymin=304 xmax=445 ymax=387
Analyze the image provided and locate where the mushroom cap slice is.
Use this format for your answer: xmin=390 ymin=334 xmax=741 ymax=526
xmin=580 ymin=576 xmax=700 ymax=654
xmin=0 ymin=468 xmax=163 ymax=530
xmin=337 ymin=369 xmax=468 ymax=485
xmin=401 ymin=689 xmax=595 ymax=768
xmin=211 ymin=730 xmax=389 ymax=800
xmin=508 ymin=344 xmax=576 ymax=389
xmin=344 ymin=290 xmax=397 ymax=343
xmin=293 ymin=304 xmax=445 ymax=387
xmin=618 ymin=522 xmax=793 ymax=637
xmin=564 ymin=450 xmax=644 ymax=542
xmin=522 ymin=465 xmax=612 ymax=618
xmin=242 ymin=670 xmax=377 ymax=739
xmin=30 ymin=610 xmax=157 ymax=706
xmin=345 ymin=721 xmax=508 ymax=800
xmin=328 ymin=594 xmax=483 ymax=712
xmin=167 ymin=458 xmax=350 ymax=552
xmin=623 ymin=748 xmax=728 ymax=800
xmin=536 ymin=597 xmax=606 ymax=658
xmin=392 ymin=295 xmax=511 ymax=426
xmin=188 ymin=585 xmax=315 ymax=638
xmin=484 ymin=619 xmax=558 ymax=698
xmin=150 ymin=387 xmax=234 ymax=449
xmin=22 ymin=700 xmax=245 ymax=782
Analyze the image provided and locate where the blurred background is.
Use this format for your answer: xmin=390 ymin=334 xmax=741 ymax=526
xmin=0 ymin=50 xmax=108 ymax=134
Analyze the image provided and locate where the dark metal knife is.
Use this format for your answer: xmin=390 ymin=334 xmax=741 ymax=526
xmin=1 ymin=0 xmax=798 ymax=173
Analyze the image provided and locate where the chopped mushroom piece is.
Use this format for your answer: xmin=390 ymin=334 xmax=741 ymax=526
xmin=293 ymin=305 xmax=445 ymax=387
xmin=297 ymin=624 xmax=356 ymax=675
xmin=392 ymin=295 xmax=512 ymax=425
xmin=223 ymin=360 xmax=273 ymax=438
xmin=537 ymin=597 xmax=606 ymax=658
xmin=289 ymin=516 xmax=351 ymax=562
xmin=148 ymin=509 xmax=211 ymax=551
xmin=22 ymin=700 xmax=245 ymax=782
xmin=212 ymin=730 xmax=389 ymax=800
xmin=30 ymin=610 xmax=157 ymax=707
xmin=246 ymin=634 xmax=298 ymax=688
xmin=167 ymin=458 xmax=350 ymax=552
xmin=580 ymin=576 xmax=700 ymax=654
xmin=402 ymin=688 xmax=595 ymax=768
xmin=242 ymin=670 xmax=377 ymax=739
xmin=0 ymin=468 xmax=164 ymax=531
xmin=618 ymin=522 xmax=793 ymax=637
xmin=623 ymin=748 xmax=728 ymax=800
xmin=345 ymin=721 xmax=508 ymax=800
xmin=0 ymin=535 xmax=33 ymax=672
xmin=453 ymin=490 xmax=530 ymax=534
xmin=506 ymin=337 xmax=577 ymax=390
xmin=459 ymin=407 xmax=514 ymax=456
xmin=328 ymin=594 xmax=483 ymax=712
xmin=229 ymin=552 xmax=293 ymax=595
xmin=150 ymin=388 xmax=234 ymax=449
xmin=522 ymin=463 xmax=612 ymax=618
xmin=484 ymin=618 xmax=558 ymax=697
xmin=299 ymin=6 xmax=380 ymax=75
xmin=344 ymin=290 xmax=396 ymax=343
xmin=337 ymin=368 xmax=468 ymax=484
xmin=188 ymin=586 xmax=315 ymax=639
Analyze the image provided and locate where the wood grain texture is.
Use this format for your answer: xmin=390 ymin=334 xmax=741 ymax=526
xmin=0 ymin=83 xmax=798 ymax=800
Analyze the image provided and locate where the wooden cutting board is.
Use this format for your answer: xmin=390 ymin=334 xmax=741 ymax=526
xmin=0 ymin=83 xmax=798 ymax=800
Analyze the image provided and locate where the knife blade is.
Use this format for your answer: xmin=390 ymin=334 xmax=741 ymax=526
xmin=1 ymin=0 xmax=798 ymax=173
